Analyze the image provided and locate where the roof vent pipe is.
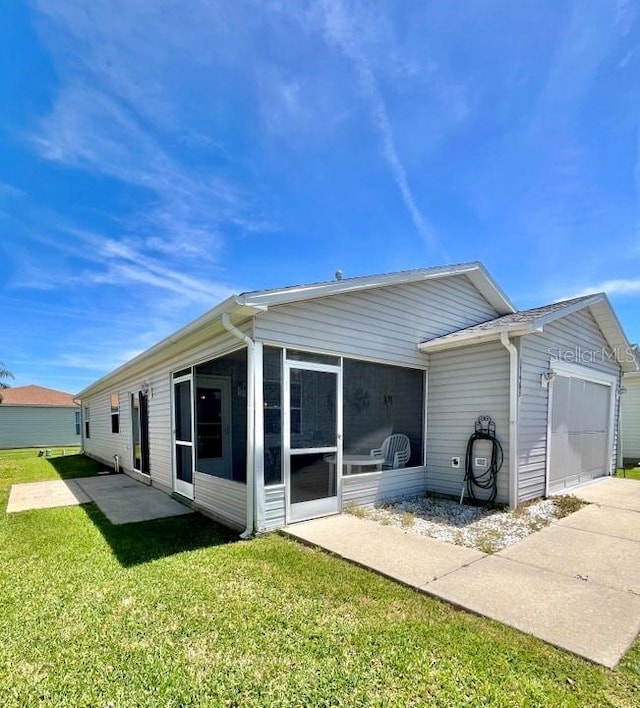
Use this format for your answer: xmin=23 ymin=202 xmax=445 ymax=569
xmin=335 ymin=269 xmax=343 ymax=281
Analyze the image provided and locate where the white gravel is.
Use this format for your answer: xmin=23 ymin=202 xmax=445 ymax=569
xmin=359 ymin=495 xmax=574 ymax=553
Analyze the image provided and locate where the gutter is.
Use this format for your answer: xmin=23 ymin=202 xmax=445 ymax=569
xmin=500 ymin=331 xmax=519 ymax=509
xmin=221 ymin=313 xmax=255 ymax=539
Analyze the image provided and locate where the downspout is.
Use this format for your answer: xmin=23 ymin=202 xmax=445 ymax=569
xmin=500 ymin=331 xmax=519 ymax=509
xmin=221 ymin=313 xmax=255 ymax=539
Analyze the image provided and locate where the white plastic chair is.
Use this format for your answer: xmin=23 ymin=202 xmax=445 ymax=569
xmin=370 ymin=434 xmax=411 ymax=469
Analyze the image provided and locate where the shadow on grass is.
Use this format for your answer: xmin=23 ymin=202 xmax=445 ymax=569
xmin=81 ymin=503 xmax=238 ymax=567
xmin=46 ymin=453 xmax=105 ymax=479
xmin=47 ymin=454 xmax=239 ymax=567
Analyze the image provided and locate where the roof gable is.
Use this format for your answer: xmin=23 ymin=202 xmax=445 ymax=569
xmin=78 ymin=261 xmax=514 ymax=397
xmin=419 ymin=294 xmax=639 ymax=373
xmin=238 ymin=262 xmax=515 ymax=315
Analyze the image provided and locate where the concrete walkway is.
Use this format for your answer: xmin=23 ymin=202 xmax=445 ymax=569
xmin=284 ymin=477 xmax=640 ymax=668
xmin=7 ymin=474 xmax=193 ymax=525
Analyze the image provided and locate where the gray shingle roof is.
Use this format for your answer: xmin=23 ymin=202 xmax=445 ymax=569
xmin=421 ymin=294 xmax=601 ymax=344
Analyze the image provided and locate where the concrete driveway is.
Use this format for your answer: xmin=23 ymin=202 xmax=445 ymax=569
xmin=285 ymin=477 xmax=640 ymax=668
xmin=7 ymin=474 xmax=193 ymax=524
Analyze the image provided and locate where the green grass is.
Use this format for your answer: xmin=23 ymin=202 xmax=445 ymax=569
xmin=1 ymin=451 xmax=639 ymax=706
xmin=617 ymin=467 xmax=640 ymax=481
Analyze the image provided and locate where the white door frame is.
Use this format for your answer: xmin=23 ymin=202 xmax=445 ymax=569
xmin=172 ymin=371 xmax=195 ymax=500
xmin=284 ymin=359 xmax=343 ymax=523
xmin=545 ymin=360 xmax=618 ymax=496
xmin=131 ymin=392 xmax=142 ymax=473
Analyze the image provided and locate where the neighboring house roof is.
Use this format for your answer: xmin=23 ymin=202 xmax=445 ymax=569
xmin=78 ymin=262 xmax=514 ymax=398
xmin=419 ymin=293 xmax=639 ymax=373
xmin=0 ymin=385 xmax=79 ymax=407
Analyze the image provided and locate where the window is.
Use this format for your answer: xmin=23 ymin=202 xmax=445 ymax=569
xmin=84 ymin=406 xmax=90 ymax=439
xmin=75 ymin=410 xmax=81 ymax=436
xmin=263 ymin=347 xmax=283 ymax=485
xmin=110 ymin=392 xmax=120 ymax=434
xmin=193 ymin=348 xmax=248 ymax=483
xmin=342 ymin=359 xmax=425 ymax=470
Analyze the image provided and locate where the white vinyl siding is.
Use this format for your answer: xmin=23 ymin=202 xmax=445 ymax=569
xmin=194 ymin=473 xmax=246 ymax=530
xmin=263 ymin=485 xmax=286 ymax=531
xmin=622 ymin=375 xmax=640 ymax=461
xmin=517 ymin=309 xmax=621 ymax=501
xmin=82 ymin=389 xmax=132 ymax=475
xmin=0 ymin=406 xmax=81 ymax=448
xmin=426 ymin=341 xmax=510 ymax=504
xmin=253 ymin=275 xmax=500 ymax=367
xmin=341 ymin=467 xmax=428 ymax=508
xmin=82 ymin=325 xmax=253 ymax=505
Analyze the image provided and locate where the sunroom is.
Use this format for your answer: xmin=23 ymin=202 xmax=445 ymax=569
xmin=172 ymin=343 xmax=427 ymax=531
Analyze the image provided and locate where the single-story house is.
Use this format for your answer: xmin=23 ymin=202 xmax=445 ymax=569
xmin=621 ymin=371 xmax=640 ymax=465
xmin=78 ymin=262 xmax=638 ymax=535
xmin=0 ymin=384 xmax=81 ymax=448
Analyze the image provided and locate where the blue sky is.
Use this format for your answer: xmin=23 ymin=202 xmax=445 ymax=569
xmin=1 ymin=0 xmax=639 ymax=394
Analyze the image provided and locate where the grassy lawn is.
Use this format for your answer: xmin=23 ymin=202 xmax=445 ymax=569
xmin=1 ymin=451 xmax=639 ymax=707
xmin=618 ymin=467 xmax=640 ymax=481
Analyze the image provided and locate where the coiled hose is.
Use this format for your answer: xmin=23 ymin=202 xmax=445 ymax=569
xmin=464 ymin=421 xmax=504 ymax=504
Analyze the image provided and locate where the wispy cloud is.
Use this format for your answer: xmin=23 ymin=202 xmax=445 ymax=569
xmin=318 ymin=0 xmax=436 ymax=248
xmin=570 ymin=278 xmax=640 ymax=298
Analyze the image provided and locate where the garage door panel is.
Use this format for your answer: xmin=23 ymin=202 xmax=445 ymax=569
xmin=550 ymin=376 xmax=571 ymax=434
xmin=581 ymin=432 xmax=608 ymax=475
xmin=583 ymin=381 xmax=610 ymax=431
xmin=548 ymin=373 xmax=612 ymax=494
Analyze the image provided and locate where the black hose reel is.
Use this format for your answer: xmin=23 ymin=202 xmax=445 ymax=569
xmin=460 ymin=415 xmax=504 ymax=505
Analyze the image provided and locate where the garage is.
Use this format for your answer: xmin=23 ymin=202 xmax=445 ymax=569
xmin=547 ymin=363 xmax=617 ymax=494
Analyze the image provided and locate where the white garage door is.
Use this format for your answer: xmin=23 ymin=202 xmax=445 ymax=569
xmin=548 ymin=371 xmax=614 ymax=494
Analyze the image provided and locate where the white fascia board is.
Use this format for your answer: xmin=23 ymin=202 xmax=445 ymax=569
xmin=77 ymin=298 xmax=264 ymax=398
xmin=531 ymin=294 xmax=604 ymax=329
xmin=417 ymin=323 xmax=530 ymax=353
xmin=465 ymin=264 xmax=516 ymax=315
xmin=587 ymin=296 xmax=639 ymax=373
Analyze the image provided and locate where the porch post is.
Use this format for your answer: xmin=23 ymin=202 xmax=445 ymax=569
xmin=253 ymin=341 xmax=266 ymax=531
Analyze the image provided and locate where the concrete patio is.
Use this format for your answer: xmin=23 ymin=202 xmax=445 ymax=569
xmin=6 ymin=474 xmax=193 ymax=524
xmin=284 ymin=476 xmax=640 ymax=669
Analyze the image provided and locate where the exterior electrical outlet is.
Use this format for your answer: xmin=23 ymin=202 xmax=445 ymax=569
xmin=451 ymin=456 xmax=460 ymax=468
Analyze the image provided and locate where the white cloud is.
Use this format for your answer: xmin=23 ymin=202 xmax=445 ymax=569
xmin=570 ymin=278 xmax=640 ymax=298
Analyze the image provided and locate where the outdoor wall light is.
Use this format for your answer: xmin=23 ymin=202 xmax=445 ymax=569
xmin=541 ymin=369 xmax=556 ymax=388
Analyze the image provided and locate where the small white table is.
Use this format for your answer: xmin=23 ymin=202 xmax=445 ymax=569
xmin=326 ymin=454 xmax=383 ymax=475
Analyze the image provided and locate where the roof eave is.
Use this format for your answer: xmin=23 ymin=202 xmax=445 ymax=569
xmin=585 ymin=295 xmax=639 ymax=373
xmin=418 ymin=323 xmax=531 ymax=353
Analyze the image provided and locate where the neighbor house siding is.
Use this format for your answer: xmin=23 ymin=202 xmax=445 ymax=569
xmin=426 ymin=341 xmax=510 ymax=504
xmin=0 ymin=406 xmax=81 ymax=448
xmin=253 ymin=275 xmax=500 ymax=366
xmin=341 ymin=467 xmax=428 ymax=508
xmin=517 ymin=309 xmax=621 ymax=501
xmin=82 ymin=324 xmax=253 ymax=501
xmin=622 ymin=374 xmax=640 ymax=461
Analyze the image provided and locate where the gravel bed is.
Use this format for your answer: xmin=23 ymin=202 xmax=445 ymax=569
xmin=359 ymin=495 xmax=573 ymax=553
